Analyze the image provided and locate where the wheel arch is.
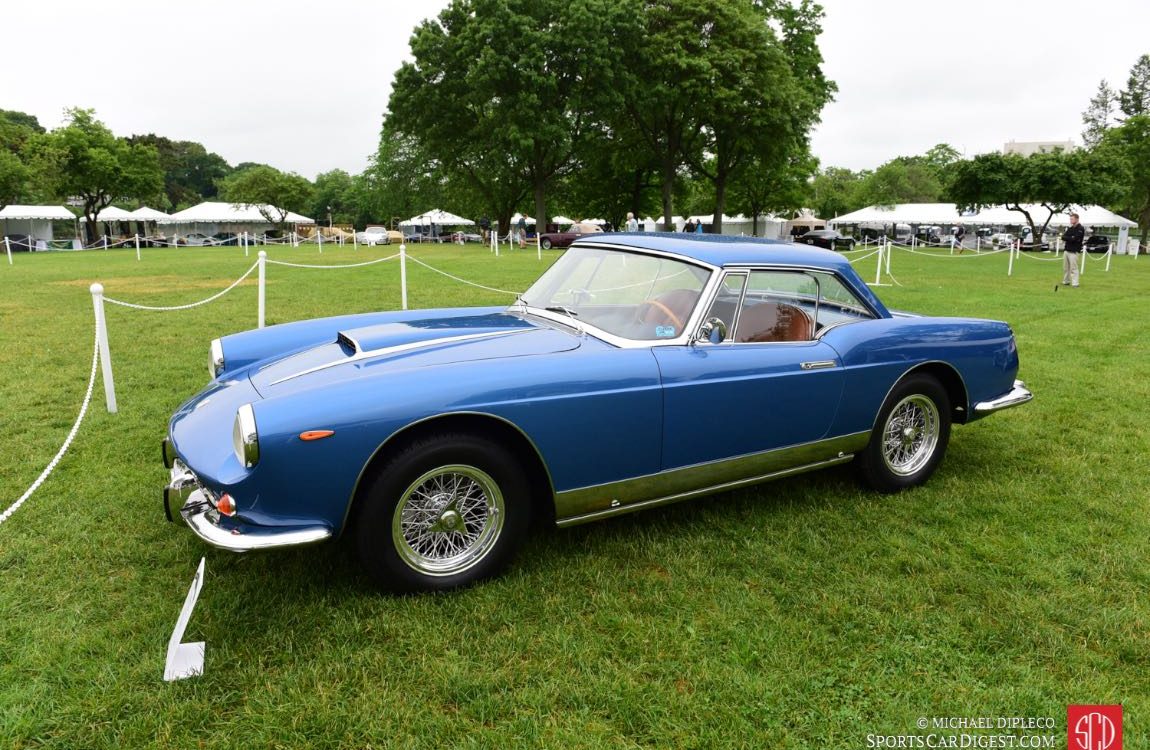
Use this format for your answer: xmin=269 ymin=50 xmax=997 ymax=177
xmin=342 ymin=412 xmax=557 ymax=537
xmin=885 ymin=361 xmax=970 ymax=425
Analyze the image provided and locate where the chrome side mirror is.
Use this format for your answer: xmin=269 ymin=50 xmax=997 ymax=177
xmin=696 ymin=317 xmax=728 ymax=345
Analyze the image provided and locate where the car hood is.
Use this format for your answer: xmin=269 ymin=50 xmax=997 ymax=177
xmin=247 ymin=312 xmax=580 ymax=397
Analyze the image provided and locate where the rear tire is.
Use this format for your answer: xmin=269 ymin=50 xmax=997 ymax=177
xmin=355 ymin=433 xmax=531 ymax=592
xmin=858 ymin=374 xmax=951 ymax=493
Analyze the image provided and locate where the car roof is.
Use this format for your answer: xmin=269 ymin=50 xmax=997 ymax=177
xmin=576 ymin=232 xmax=855 ymax=273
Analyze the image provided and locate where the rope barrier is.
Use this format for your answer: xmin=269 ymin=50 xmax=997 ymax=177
xmin=1 ymin=321 xmax=100 ymax=527
xmin=406 ymin=255 xmax=522 ymax=295
xmin=893 ymin=245 xmax=1010 ymax=259
xmin=266 ymin=253 xmax=400 ymax=270
xmin=104 ymin=261 xmax=259 ymax=311
xmin=1013 ymin=250 xmax=1063 ymax=263
xmin=845 ymin=248 xmax=881 ymax=265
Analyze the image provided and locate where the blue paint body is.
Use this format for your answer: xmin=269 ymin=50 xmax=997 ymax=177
xmin=167 ymin=234 xmax=1024 ymax=539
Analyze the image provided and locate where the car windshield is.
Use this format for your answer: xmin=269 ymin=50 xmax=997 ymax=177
xmin=519 ymin=247 xmax=711 ymax=341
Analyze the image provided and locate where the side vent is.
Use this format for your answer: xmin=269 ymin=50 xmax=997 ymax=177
xmin=336 ymin=332 xmax=360 ymax=355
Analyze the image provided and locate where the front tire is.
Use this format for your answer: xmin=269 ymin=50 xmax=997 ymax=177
xmin=541 ymin=238 xmax=552 ymax=250
xmin=858 ymin=374 xmax=951 ymax=493
xmin=355 ymin=433 xmax=531 ymax=592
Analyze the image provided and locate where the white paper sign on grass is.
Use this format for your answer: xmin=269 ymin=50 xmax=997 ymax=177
xmin=164 ymin=557 xmax=206 ymax=681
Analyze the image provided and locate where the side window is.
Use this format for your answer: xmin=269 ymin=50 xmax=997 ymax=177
xmin=733 ymin=271 xmax=816 ymax=343
xmin=701 ymin=273 xmax=746 ymax=334
xmin=811 ymin=273 xmax=875 ymax=330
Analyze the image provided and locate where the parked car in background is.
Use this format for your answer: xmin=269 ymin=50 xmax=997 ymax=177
xmin=795 ymin=229 xmax=855 ymax=251
xmin=989 ymin=232 xmax=1015 ymax=248
xmin=1084 ymin=234 xmax=1111 ymax=253
xmin=538 ymin=221 xmax=604 ymax=250
xmin=162 ymin=234 xmax=1032 ymax=592
xmin=212 ymin=233 xmax=242 ymax=246
xmin=182 ymin=233 xmax=214 ymax=246
xmin=355 ymin=226 xmax=392 ymax=246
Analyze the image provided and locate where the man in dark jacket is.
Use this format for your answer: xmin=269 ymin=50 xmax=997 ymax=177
xmin=1062 ymin=212 xmax=1085 ymax=287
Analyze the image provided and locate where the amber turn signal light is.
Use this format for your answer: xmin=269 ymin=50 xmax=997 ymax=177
xmin=299 ymin=430 xmax=335 ymax=441
xmin=216 ymin=493 xmax=237 ymax=517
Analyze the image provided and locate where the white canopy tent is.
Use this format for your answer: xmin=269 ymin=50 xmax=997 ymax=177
xmin=1 ymin=204 xmax=79 ymax=247
xmin=78 ymin=206 xmax=136 ymax=222
xmin=400 ymin=209 xmax=474 ymax=227
xmin=157 ymin=201 xmax=314 ymax=238
xmin=128 ymin=206 xmax=171 ymax=221
xmin=830 ymin=203 xmax=1139 ymax=253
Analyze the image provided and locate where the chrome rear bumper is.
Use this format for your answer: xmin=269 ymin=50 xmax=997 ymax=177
xmin=162 ymin=445 xmax=331 ymax=552
xmin=973 ymin=379 xmax=1034 ymax=414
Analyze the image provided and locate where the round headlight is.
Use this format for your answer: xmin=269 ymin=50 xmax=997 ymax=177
xmin=209 ymin=338 xmax=225 ymax=379
xmin=232 ymin=403 xmax=260 ymax=468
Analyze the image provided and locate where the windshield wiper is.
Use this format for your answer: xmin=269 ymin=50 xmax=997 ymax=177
xmin=545 ymin=305 xmax=579 ymax=317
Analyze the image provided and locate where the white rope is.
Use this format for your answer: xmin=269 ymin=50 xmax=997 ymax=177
xmin=104 ymin=261 xmax=259 ymax=311
xmin=846 ymin=248 xmax=881 ymax=264
xmin=266 ymin=253 xmax=400 ymax=270
xmin=893 ymin=245 xmax=1009 ymax=259
xmin=1016 ymin=250 xmax=1058 ymax=262
xmin=406 ymin=255 xmax=522 ymax=295
xmin=1084 ymin=251 xmax=1110 ymax=262
xmin=1 ymin=322 xmax=100 ymax=526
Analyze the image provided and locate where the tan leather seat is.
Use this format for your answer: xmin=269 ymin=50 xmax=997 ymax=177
xmin=637 ymin=289 xmax=701 ymax=329
xmin=734 ymin=301 xmax=812 ymax=343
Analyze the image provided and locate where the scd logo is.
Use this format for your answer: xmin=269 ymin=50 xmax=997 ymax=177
xmin=1068 ymin=705 xmax=1122 ymax=750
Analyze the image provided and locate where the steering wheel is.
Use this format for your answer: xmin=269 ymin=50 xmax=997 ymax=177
xmin=635 ymin=299 xmax=684 ymax=330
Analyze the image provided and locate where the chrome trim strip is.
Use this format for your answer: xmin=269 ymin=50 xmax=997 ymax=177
xmin=801 ymin=360 xmax=837 ymax=370
xmin=554 ymin=431 xmax=869 ymax=526
xmin=268 ymin=330 xmax=523 ymax=385
xmin=179 ymin=490 xmax=332 ymax=551
xmin=209 ymin=338 xmax=224 ymax=378
xmin=973 ymin=379 xmax=1033 ymax=413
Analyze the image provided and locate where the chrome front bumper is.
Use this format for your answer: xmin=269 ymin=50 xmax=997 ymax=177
xmin=162 ymin=441 xmax=331 ymax=552
xmin=973 ymin=379 xmax=1034 ymax=414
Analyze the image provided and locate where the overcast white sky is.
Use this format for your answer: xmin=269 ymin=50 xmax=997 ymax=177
xmin=5 ymin=0 xmax=1149 ymax=178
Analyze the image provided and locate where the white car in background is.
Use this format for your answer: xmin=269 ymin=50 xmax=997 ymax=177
xmin=989 ymin=232 xmax=1016 ymax=248
xmin=355 ymin=226 xmax=391 ymax=246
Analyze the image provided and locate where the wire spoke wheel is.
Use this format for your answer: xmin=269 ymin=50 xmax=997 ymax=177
xmin=881 ymin=395 xmax=940 ymax=476
xmin=391 ymin=464 xmax=505 ymax=576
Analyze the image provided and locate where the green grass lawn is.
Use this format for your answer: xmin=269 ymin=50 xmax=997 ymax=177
xmin=1 ymin=240 xmax=1148 ymax=748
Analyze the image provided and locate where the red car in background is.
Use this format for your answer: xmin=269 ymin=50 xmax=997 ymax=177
xmin=539 ymin=222 xmax=604 ymax=249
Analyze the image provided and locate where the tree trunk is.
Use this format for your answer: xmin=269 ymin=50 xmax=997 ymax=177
xmin=712 ymin=178 xmax=728 ymax=235
xmin=661 ymin=156 xmax=675 ymax=232
xmin=533 ymin=179 xmax=547 ymax=237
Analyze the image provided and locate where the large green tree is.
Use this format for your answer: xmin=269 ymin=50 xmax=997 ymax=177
xmin=728 ymin=146 xmax=817 ymax=235
xmin=0 ymin=150 xmax=29 ymax=210
xmin=219 ymin=165 xmax=314 ymax=227
xmin=34 ymin=109 xmax=163 ymax=243
xmin=683 ymin=1 xmax=832 ymax=232
xmin=947 ymin=150 xmax=1124 ymax=244
xmin=128 ymin=134 xmax=231 ymax=210
xmin=388 ymin=0 xmax=634 ymax=233
xmin=1082 ymin=80 xmax=1118 ymax=148
xmin=1097 ymin=115 xmax=1150 ymax=246
xmin=1118 ymin=54 xmax=1150 ymax=118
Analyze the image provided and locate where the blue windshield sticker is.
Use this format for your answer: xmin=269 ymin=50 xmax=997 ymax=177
xmin=655 ymin=325 xmax=676 ymax=338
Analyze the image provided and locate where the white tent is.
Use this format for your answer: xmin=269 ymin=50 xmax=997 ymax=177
xmin=79 ymin=206 xmax=136 ymax=222
xmin=551 ymin=215 xmax=575 ymax=225
xmin=159 ymin=201 xmax=313 ymax=225
xmin=400 ymin=209 xmax=474 ymax=227
xmin=830 ymin=202 xmax=1139 ymax=253
xmin=128 ymin=206 xmax=171 ymax=220
xmin=1 ymin=204 xmax=78 ymax=247
xmin=156 ymin=201 xmax=313 ymax=238
xmin=508 ymin=212 xmax=536 ymax=226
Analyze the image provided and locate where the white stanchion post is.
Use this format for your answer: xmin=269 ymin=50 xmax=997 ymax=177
xmin=135 ymin=234 xmax=141 ymax=261
xmin=258 ymin=251 xmax=267 ymax=328
xmin=1079 ymin=245 xmax=1087 ymax=277
xmin=353 ymin=231 xmax=358 ymax=251
xmin=885 ymin=238 xmax=892 ymax=275
xmin=976 ymin=236 xmax=981 ymax=253
xmin=242 ymin=231 xmax=249 ymax=257
xmin=102 ymin=236 xmax=108 ymax=251
xmin=1008 ymin=242 xmax=1016 ymax=277
xmin=1106 ymin=243 xmax=1113 ymax=272
xmin=949 ymin=236 xmax=955 ymax=255
xmin=495 ymin=230 xmax=501 ymax=257
xmin=292 ymin=231 xmax=299 ymax=248
xmin=537 ymin=233 xmax=541 ymax=261
xmin=5 ymin=236 xmax=11 ymax=265
xmin=89 ymin=283 xmax=118 ymax=414
xmin=874 ymin=243 xmax=883 ymax=285
xmin=318 ymin=230 xmax=323 ymax=253
xmin=400 ymin=244 xmax=408 ymax=311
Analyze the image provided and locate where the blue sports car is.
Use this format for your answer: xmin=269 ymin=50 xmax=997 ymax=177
xmin=163 ymin=234 xmax=1032 ymax=592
